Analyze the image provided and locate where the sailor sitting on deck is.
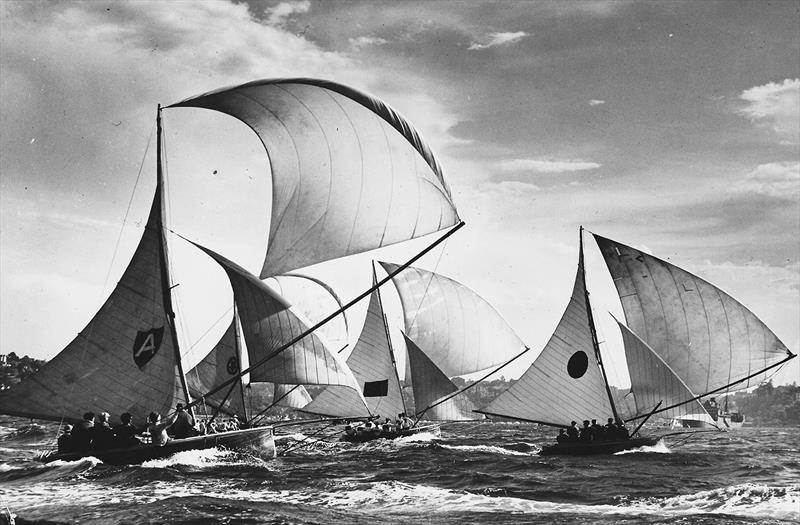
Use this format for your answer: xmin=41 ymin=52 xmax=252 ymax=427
xmin=589 ymin=419 xmax=603 ymax=441
xmin=579 ymin=420 xmax=592 ymax=441
xmin=146 ymin=411 xmax=179 ymax=445
xmin=168 ymin=403 xmax=195 ymax=439
xmin=113 ymin=412 xmax=141 ymax=447
xmin=615 ymin=419 xmax=630 ymax=440
xmin=556 ymin=428 xmax=570 ymax=444
xmin=399 ymin=414 xmax=413 ymax=430
xmin=567 ymin=421 xmax=580 ymax=441
xmin=381 ymin=417 xmax=394 ymax=433
xmin=57 ymin=425 xmax=76 ymax=453
xmin=72 ymin=412 xmax=95 ymax=451
xmin=90 ymin=412 xmax=116 ymax=450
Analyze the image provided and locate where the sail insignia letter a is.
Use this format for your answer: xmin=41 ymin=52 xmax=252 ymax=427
xmin=133 ymin=327 xmax=165 ymax=369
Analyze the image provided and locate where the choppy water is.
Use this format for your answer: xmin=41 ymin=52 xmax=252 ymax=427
xmin=0 ymin=416 xmax=797 ymax=524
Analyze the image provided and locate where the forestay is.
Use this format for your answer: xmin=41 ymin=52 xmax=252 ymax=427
xmin=186 ymin=320 xmax=246 ymax=417
xmin=405 ymin=335 xmax=479 ymax=421
xmin=195 ymin=245 xmax=365 ymax=402
xmin=615 ymin=319 xmax=710 ymax=421
xmin=478 ymin=258 xmax=613 ymax=426
xmin=302 ymin=286 xmax=405 ymax=419
xmin=169 ymin=79 xmax=460 ymax=278
xmin=380 ymin=263 xmax=526 ymax=377
xmin=594 ymin=234 xmax=792 ymax=395
xmin=0 ymin=190 xmax=183 ymax=424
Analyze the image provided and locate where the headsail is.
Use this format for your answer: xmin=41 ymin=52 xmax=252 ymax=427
xmin=404 ymin=335 xmax=480 ymax=421
xmin=302 ymin=283 xmax=406 ymax=419
xmin=0 ymin=188 xmax=183 ymax=424
xmin=594 ymin=234 xmax=794 ymax=395
xmin=615 ymin=319 xmax=710 ymax=421
xmin=194 ymin=244 xmax=365 ymax=403
xmin=477 ymin=252 xmax=614 ymax=426
xmin=271 ymin=383 xmax=313 ymax=409
xmin=169 ymin=79 xmax=460 ymax=277
xmin=186 ymin=320 xmax=246 ymax=417
xmin=379 ymin=262 xmax=526 ymax=376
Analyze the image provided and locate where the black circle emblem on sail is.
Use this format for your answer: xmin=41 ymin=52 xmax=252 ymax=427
xmin=567 ymin=351 xmax=589 ymax=378
xmin=226 ymin=356 xmax=239 ymax=375
xmin=132 ymin=326 xmax=165 ymax=369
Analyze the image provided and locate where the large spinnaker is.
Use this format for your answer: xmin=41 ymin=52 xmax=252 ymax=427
xmin=477 ymin=256 xmax=614 ymax=427
xmin=594 ymin=234 xmax=793 ymax=395
xmin=404 ymin=335 xmax=480 ymax=421
xmin=169 ymin=79 xmax=460 ymax=278
xmin=615 ymin=319 xmax=710 ymax=421
xmin=379 ymin=263 xmax=526 ymax=377
xmin=186 ymin=320 xmax=246 ymax=417
xmin=0 ymin=190 xmax=183 ymax=424
xmin=302 ymin=285 xmax=406 ymax=419
xmin=194 ymin=244 xmax=366 ymax=407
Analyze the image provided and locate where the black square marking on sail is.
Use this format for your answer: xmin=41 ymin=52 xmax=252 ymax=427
xmin=363 ymin=379 xmax=389 ymax=397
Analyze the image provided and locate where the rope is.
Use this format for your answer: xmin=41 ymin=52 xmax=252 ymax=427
xmin=278 ymin=421 xmax=342 ymax=456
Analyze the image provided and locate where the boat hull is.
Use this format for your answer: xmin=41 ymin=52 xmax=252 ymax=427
xmin=539 ymin=437 xmax=659 ymax=456
xmin=38 ymin=426 xmax=275 ymax=465
xmin=341 ymin=423 xmax=440 ymax=443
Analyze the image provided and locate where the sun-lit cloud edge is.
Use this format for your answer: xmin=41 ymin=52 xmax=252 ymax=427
xmin=737 ymin=78 xmax=800 ymax=143
xmin=496 ymin=158 xmax=602 ymax=174
xmin=468 ymin=31 xmax=528 ymax=50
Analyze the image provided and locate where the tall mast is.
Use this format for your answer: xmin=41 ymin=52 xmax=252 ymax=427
xmin=373 ymin=261 xmax=407 ymax=416
xmin=579 ymin=226 xmax=620 ymax=422
xmin=156 ymin=105 xmax=194 ymax=417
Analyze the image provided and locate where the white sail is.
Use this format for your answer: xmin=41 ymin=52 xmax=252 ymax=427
xmin=271 ymin=383 xmax=312 ymax=409
xmin=594 ymin=234 xmax=793 ymax=394
xmin=380 ymin=262 xmax=526 ymax=376
xmin=195 ymin=245 xmax=366 ymax=403
xmin=478 ymin=255 xmax=614 ymax=426
xmin=169 ymin=79 xmax=460 ymax=277
xmin=404 ymin=335 xmax=479 ymax=421
xmin=0 ymin=189 xmax=183 ymax=424
xmin=186 ymin=320 xmax=246 ymax=417
xmin=615 ymin=319 xmax=710 ymax=421
xmin=302 ymin=285 xmax=406 ymax=419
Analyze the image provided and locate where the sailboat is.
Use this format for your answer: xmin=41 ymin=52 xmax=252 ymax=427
xmin=302 ymin=261 xmax=530 ymax=442
xmin=478 ymin=228 xmax=795 ymax=455
xmin=593 ymin=233 xmax=795 ymax=429
xmin=0 ymin=78 xmax=462 ymax=464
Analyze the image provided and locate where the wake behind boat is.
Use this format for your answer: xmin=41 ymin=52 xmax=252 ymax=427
xmin=38 ymin=426 xmax=274 ymax=466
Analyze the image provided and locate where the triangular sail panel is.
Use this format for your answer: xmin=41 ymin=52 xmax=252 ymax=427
xmin=380 ymin=262 xmax=526 ymax=377
xmin=405 ymin=335 xmax=480 ymax=421
xmin=594 ymin=234 xmax=792 ymax=394
xmin=615 ymin=319 xmax=710 ymax=420
xmin=195 ymin=244 xmax=365 ymax=402
xmin=302 ymin=287 xmax=405 ymax=419
xmin=0 ymin=192 xmax=183 ymax=424
xmin=271 ymin=383 xmax=312 ymax=409
xmin=186 ymin=321 xmax=246 ymax=417
xmin=478 ymin=261 xmax=614 ymax=427
xmin=169 ymin=78 xmax=460 ymax=277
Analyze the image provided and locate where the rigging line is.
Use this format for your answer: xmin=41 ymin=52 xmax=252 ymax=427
xmin=278 ymin=421 xmax=342 ymax=456
xmin=185 ymin=306 xmax=234 ymax=350
xmin=404 ymin=228 xmax=452 ymax=338
xmin=179 ymin=221 xmax=466 ymax=408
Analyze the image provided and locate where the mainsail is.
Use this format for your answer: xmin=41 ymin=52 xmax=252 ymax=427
xmin=0 ymin=174 xmax=184 ymax=424
xmin=615 ymin=319 xmax=710 ymax=421
xmin=379 ymin=263 xmax=526 ymax=377
xmin=594 ymin=234 xmax=794 ymax=395
xmin=194 ymin=243 xmax=365 ymax=403
xmin=186 ymin=320 xmax=247 ymax=418
xmin=169 ymin=79 xmax=460 ymax=278
xmin=302 ymin=278 xmax=406 ymax=419
xmin=404 ymin=335 xmax=479 ymax=421
xmin=477 ymin=246 xmax=614 ymax=426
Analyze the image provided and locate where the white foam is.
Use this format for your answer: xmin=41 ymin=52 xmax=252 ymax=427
xmin=395 ymin=431 xmax=439 ymax=444
xmin=439 ymin=444 xmax=532 ymax=456
xmin=614 ymin=440 xmax=671 ymax=455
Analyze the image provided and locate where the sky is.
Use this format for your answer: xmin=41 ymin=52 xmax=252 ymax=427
xmin=1 ymin=0 xmax=798 ymax=389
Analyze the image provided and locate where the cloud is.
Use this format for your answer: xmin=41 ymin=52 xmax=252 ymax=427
xmin=496 ymin=158 xmax=601 ymax=174
xmin=264 ymin=1 xmax=311 ymax=27
xmin=589 ymin=99 xmax=606 ymax=106
xmin=738 ymin=78 xmax=800 ymax=143
xmin=468 ymin=31 xmax=528 ymax=50
xmin=732 ymin=162 xmax=800 ymax=200
xmin=349 ymin=36 xmax=389 ymax=49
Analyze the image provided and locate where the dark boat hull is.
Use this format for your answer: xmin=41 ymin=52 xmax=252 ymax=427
xmin=539 ymin=436 xmax=659 ymax=456
xmin=341 ymin=423 xmax=440 ymax=443
xmin=38 ymin=426 xmax=275 ymax=465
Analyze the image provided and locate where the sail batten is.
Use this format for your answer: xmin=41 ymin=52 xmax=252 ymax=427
xmin=169 ymin=79 xmax=459 ymax=277
xmin=594 ymin=234 xmax=792 ymax=395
